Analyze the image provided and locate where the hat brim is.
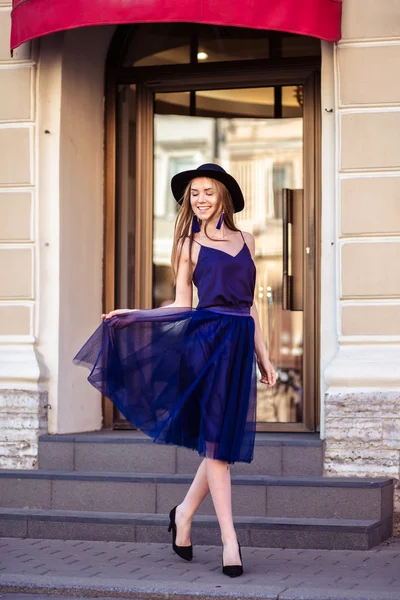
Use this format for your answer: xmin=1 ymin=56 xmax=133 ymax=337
xmin=171 ymin=169 xmax=245 ymax=213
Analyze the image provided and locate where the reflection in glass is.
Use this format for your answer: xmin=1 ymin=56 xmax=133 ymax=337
xmin=196 ymin=88 xmax=275 ymax=118
xmin=153 ymin=87 xmax=304 ymax=424
xmin=282 ymin=85 xmax=303 ymax=118
xmin=155 ymin=92 xmax=191 ymax=116
xmin=122 ymin=24 xmax=320 ymax=68
xmin=155 ymin=87 xmax=303 ymax=120
xmin=153 ymin=113 xmax=215 ymax=308
xmin=197 ymin=25 xmax=269 ymax=62
xmin=282 ymin=34 xmax=321 ymax=58
xmin=124 ymin=24 xmax=190 ymax=66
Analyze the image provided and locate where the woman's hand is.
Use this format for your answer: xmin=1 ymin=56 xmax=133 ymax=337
xmin=102 ymin=308 xmax=135 ymax=320
xmin=257 ymin=356 xmax=277 ymax=386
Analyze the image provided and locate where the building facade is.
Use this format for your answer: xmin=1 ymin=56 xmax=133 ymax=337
xmin=1 ymin=0 xmax=400 ymax=525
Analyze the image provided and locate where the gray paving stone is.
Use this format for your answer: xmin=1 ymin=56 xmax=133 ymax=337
xmin=51 ymin=480 xmax=156 ymax=513
xmin=0 ymin=519 xmax=27 ymax=538
xmin=1 ymin=537 xmax=400 ymax=600
xmin=282 ymin=445 xmax=323 ymax=477
xmin=158 ymin=482 xmax=267 ymax=517
xmin=75 ymin=442 xmax=176 ymax=474
xmin=36 ymin=432 xmax=324 ymax=478
xmin=135 ymin=525 xmax=170 ymax=544
xmin=381 ymin=484 xmax=394 ymax=520
xmin=0 ymin=507 xmax=389 ymax=550
xmin=38 ymin=441 xmax=74 ymax=471
xmin=248 ymin=529 xmax=370 ymax=551
xmin=1 ymin=593 xmax=84 ymax=600
xmin=176 ymin=447 xmax=203 ymax=474
xmin=0 ymin=479 xmax=51 ymax=510
xmin=232 ymin=484 xmax=267 ymax=517
xmin=266 ymin=486 xmax=383 ymax=520
xmin=232 ymin=445 xmax=282 ymax=476
xmin=156 ymin=483 xmax=215 ymax=515
xmin=280 ymin=589 xmax=400 ymax=600
xmin=190 ymin=526 xmax=222 ymax=546
xmin=369 ymin=523 xmax=387 ymax=548
xmin=27 ymin=520 xmax=137 ymax=542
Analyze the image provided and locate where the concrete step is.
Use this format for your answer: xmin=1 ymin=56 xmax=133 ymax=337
xmin=0 ymin=469 xmax=393 ymax=522
xmin=0 ymin=508 xmax=389 ymax=550
xmin=38 ymin=431 xmax=324 ymax=477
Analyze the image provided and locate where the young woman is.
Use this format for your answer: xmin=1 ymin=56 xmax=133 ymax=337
xmin=74 ymin=163 xmax=276 ymax=578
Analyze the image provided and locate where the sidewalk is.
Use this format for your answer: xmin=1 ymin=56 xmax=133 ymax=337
xmin=1 ymin=537 xmax=400 ymax=600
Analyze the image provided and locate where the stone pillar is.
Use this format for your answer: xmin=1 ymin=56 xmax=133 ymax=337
xmin=0 ymin=4 xmax=46 ymax=468
xmin=324 ymin=0 xmax=400 ymax=526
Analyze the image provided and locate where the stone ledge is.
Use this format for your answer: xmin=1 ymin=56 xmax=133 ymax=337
xmin=0 ymin=508 xmax=383 ymax=532
xmin=38 ymin=431 xmax=324 ymax=447
xmin=0 ymin=469 xmax=392 ymax=488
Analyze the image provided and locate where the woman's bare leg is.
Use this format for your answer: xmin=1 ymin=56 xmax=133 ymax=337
xmin=175 ymin=456 xmax=241 ymax=566
xmin=205 ymin=457 xmax=241 ymax=566
xmin=175 ymin=459 xmax=209 ymax=546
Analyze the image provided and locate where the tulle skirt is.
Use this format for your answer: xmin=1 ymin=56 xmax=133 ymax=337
xmin=73 ymin=305 xmax=257 ymax=464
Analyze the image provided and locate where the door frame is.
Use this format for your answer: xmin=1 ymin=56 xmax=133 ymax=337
xmin=104 ymin=35 xmax=321 ymax=431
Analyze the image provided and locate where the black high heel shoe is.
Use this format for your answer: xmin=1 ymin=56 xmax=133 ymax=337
xmin=222 ymin=542 xmax=243 ymax=578
xmin=168 ymin=506 xmax=193 ymax=562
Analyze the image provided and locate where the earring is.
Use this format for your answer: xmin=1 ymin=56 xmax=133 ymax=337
xmin=216 ymin=212 xmax=225 ymax=230
xmin=192 ymin=214 xmax=201 ymax=233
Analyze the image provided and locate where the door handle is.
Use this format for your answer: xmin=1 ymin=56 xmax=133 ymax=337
xmin=282 ymin=188 xmax=304 ymax=311
xmin=282 ymin=188 xmax=290 ymax=311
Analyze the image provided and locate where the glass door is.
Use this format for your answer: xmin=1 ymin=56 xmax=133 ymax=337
xmin=152 ymin=87 xmax=306 ymax=430
xmin=104 ymin=24 xmax=320 ymax=431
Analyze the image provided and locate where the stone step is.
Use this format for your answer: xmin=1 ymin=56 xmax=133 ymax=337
xmin=0 ymin=508 xmax=389 ymax=550
xmin=0 ymin=469 xmax=393 ymax=522
xmin=38 ymin=431 xmax=324 ymax=477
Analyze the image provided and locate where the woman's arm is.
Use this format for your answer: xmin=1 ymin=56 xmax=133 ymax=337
xmin=244 ymin=232 xmax=276 ymax=387
xmin=103 ymin=239 xmax=193 ymax=320
xmin=167 ymin=237 xmax=193 ymax=308
xmin=250 ymin=303 xmax=269 ymax=364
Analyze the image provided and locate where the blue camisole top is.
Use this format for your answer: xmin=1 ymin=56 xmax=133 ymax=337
xmin=192 ymin=231 xmax=256 ymax=314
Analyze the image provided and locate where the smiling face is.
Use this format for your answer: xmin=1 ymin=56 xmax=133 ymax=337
xmin=190 ymin=177 xmax=222 ymax=223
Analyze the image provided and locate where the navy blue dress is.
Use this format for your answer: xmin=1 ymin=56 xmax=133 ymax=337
xmin=73 ymin=232 xmax=257 ymax=463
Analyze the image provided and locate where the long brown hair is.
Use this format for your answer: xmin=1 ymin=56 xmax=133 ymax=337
xmin=171 ymin=177 xmax=240 ymax=282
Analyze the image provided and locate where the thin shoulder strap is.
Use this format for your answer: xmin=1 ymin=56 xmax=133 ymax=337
xmin=239 ymin=230 xmax=246 ymax=243
xmin=192 ymin=238 xmax=202 ymax=247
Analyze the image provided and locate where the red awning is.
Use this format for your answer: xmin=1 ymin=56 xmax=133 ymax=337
xmin=11 ymin=0 xmax=342 ymax=51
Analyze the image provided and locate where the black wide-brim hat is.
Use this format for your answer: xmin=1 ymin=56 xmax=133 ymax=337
xmin=171 ymin=163 xmax=245 ymax=213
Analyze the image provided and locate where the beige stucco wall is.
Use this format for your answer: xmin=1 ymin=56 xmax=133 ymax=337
xmin=0 ymin=1 xmax=46 ymax=469
xmin=0 ymin=6 xmax=34 ymax=333
xmin=324 ymin=0 xmax=400 ymax=527
xmin=338 ymin=0 xmax=400 ymax=334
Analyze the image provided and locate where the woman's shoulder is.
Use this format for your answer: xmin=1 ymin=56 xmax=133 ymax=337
xmin=179 ymin=236 xmax=201 ymax=262
xmin=176 ymin=236 xmax=191 ymax=258
xmin=241 ymin=230 xmax=255 ymax=246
